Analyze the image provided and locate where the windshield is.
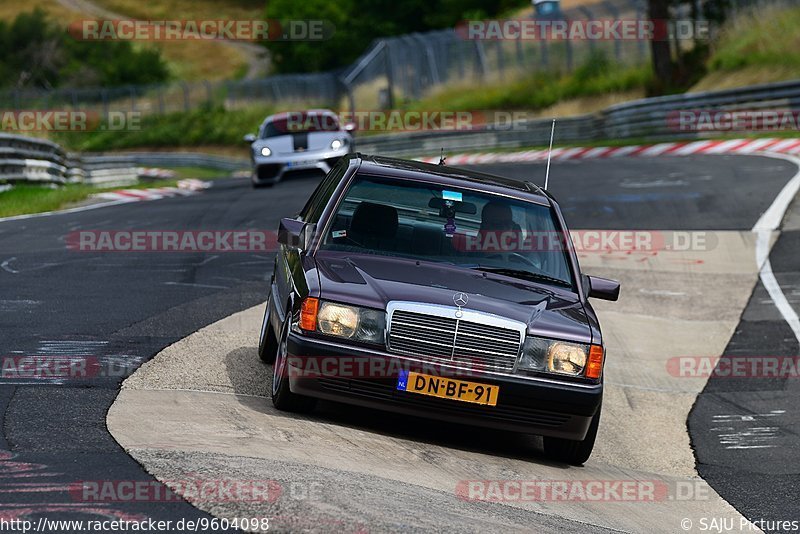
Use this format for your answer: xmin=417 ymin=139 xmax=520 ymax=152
xmin=320 ymin=174 xmax=575 ymax=289
xmin=261 ymin=113 xmax=340 ymax=138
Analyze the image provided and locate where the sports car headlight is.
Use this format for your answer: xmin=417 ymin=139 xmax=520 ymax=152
xmin=316 ymin=301 xmax=385 ymax=343
xmin=260 ymin=147 xmax=272 ymax=157
xmin=517 ymin=337 xmax=591 ymax=377
xmin=330 ymin=139 xmax=343 ymax=150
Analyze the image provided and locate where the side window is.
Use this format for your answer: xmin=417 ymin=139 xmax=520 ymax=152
xmin=299 ymin=159 xmax=348 ymax=223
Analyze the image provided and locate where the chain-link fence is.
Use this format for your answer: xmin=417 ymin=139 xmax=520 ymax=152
xmin=342 ymin=0 xmax=650 ymax=107
xmin=0 ymin=0 xmax=793 ymax=118
xmin=0 ymin=73 xmax=341 ymax=118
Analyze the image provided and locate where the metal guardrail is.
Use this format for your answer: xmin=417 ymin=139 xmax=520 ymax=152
xmin=360 ymin=79 xmax=800 ymax=157
xmin=2 ymin=78 xmax=799 ymax=188
xmin=79 ymin=152 xmax=248 ymax=172
xmin=602 ymin=79 xmax=800 ymax=139
xmin=0 ymin=134 xmax=68 ymax=184
xmin=356 ymin=115 xmax=599 ymax=157
xmin=0 ymin=136 xmax=249 ymax=187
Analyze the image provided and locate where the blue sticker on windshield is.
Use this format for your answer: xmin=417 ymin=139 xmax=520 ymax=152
xmin=442 ymin=190 xmax=462 ymax=202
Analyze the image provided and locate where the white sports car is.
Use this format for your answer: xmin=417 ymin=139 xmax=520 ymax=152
xmin=244 ymin=109 xmax=355 ymax=188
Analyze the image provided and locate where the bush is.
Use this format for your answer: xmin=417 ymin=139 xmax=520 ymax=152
xmin=0 ymin=8 xmax=169 ymax=89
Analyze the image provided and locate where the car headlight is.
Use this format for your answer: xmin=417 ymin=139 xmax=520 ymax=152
xmin=260 ymin=147 xmax=272 ymax=157
xmin=308 ymin=300 xmax=385 ymax=344
xmin=518 ymin=337 xmax=602 ymax=378
xmin=330 ymin=139 xmax=343 ymax=150
xmin=547 ymin=342 xmax=587 ymax=375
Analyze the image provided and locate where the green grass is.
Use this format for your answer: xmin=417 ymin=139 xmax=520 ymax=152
xmin=405 ymin=52 xmax=652 ymax=113
xmin=168 ymin=166 xmax=232 ymax=180
xmin=55 ymin=105 xmax=274 ymax=152
xmin=707 ymin=6 xmax=800 ymax=73
xmin=0 ymin=164 xmax=236 ymax=218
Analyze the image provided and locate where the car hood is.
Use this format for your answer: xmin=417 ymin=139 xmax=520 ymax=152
xmin=314 ymin=252 xmax=592 ymax=343
xmin=254 ymin=131 xmax=346 ymax=155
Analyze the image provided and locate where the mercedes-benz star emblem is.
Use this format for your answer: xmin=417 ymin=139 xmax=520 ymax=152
xmin=453 ymin=292 xmax=469 ymax=317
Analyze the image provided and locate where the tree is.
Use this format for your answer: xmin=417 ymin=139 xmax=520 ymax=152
xmin=0 ymin=8 xmax=169 ymax=89
xmin=647 ymin=0 xmax=673 ymax=91
xmin=263 ymin=0 xmax=530 ymax=73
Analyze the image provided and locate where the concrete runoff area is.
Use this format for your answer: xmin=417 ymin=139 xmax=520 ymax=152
xmin=109 ymin=230 xmax=761 ymax=533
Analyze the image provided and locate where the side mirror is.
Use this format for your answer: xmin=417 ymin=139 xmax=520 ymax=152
xmin=243 ymin=134 xmax=256 ymax=143
xmin=343 ymin=122 xmax=357 ymax=133
xmin=277 ymin=218 xmax=315 ymax=250
xmin=585 ymin=275 xmax=620 ymax=301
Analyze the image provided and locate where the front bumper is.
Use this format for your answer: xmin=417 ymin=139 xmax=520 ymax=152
xmin=252 ymin=148 xmax=348 ymax=184
xmin=285 ymin=333 xmax=602 ymax=440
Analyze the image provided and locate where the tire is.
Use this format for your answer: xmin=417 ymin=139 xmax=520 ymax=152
xmin=271 ymin=318 xmax=316 ymax=413
xmin=258 ymin=303 xmax=278 ymax=364
xmin=543 ymin=406 xmax=601 ymax=466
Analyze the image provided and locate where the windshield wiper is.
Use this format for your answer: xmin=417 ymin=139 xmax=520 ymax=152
xmin=472 ymin=266 xmax=571 ymax=288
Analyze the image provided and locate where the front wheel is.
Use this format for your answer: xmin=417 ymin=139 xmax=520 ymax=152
xmin=271 ymin=319 xmax=316 ymax=413
xmin=542 ymin=406 xmax=601 ymax=466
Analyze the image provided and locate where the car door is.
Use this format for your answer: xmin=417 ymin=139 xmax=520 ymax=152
xmin=274 ymin=160 xmax=349 ymax=324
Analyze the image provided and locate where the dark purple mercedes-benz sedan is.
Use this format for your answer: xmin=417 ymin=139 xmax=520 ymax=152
xmin=258 ymin=153 xmax=620 ymax=465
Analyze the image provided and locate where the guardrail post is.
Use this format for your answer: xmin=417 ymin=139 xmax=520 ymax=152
xmin=473 ymin=40 xmax=487 ymax=79
xmin=636 ymin=3 xmax=647 ymax=63
xmin=182 ymin=82 xmax=190 ymax=112
xmin=565 ymin=38 xmax=573 ymax=72
xmin=496 ymin=40 xmax=505 ymax=79
xmin=157 ymin=86 xmax=165 ymax=115
xmin=539 ymin=40 xmax=549 ymax=69
xmin=578 ymin=7 xmax=597 ymax=55
xmin=456 ymin=40 xmax=466 ymax=79
xmin=204 ymin=80 xmax=213 ymax=105
xmin=605 ymin=3 xmax=622 ymax=64
xmin=102 ymin=89 xmax=109 ymax=119
xmin=384 ymin=43 xmax=395 ymax=109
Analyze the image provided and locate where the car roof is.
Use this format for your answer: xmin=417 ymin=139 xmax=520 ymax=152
xmin=352 ymin=153 xmax=551 ymax=205
xmin=266 ymin=109 xmax=337 ymax=122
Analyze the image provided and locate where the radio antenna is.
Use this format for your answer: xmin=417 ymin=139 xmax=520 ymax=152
xmin=544 ymin=119 xmax=555 ymax=190
xmin=438 ymin=147 xmax=446 ymax=166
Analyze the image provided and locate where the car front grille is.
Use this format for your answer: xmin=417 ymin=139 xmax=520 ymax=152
xmin=388 ymin=309 xmax=523 ymax=372
xmin=316 ymin=377 xmax=571 ymax=429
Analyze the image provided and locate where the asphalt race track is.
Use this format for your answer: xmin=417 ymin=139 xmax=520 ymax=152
xmin=2 ymin=154 xmax=799 ymax=532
